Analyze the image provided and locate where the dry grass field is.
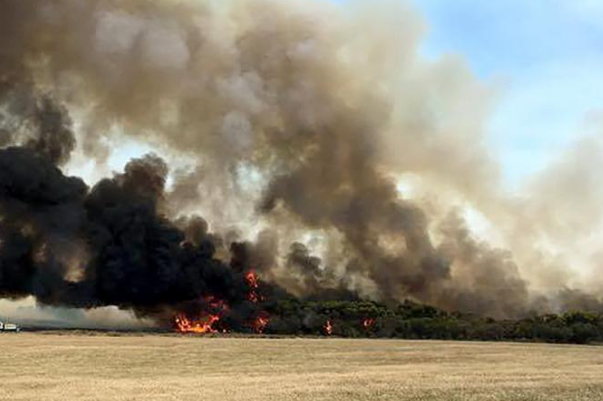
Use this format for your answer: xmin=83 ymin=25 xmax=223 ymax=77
xmin=1 ymin=333 xmax=603 ymax=400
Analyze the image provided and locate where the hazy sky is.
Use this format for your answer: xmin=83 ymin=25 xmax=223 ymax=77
xmin=410 ymin=0 xmax=603 ymax=186
xmin=96 ymin=1 xmax=603 ymax=190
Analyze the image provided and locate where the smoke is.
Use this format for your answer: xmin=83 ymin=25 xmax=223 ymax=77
xmin=0 ymin=297 xmax=155 ymax=330
xmin=0 ymin=0 xmax=602 ymax=325
xmin=0 ymin=144 xmax=270 ymax=327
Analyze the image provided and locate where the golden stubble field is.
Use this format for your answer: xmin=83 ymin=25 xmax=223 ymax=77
xmin=1 ymin=333 xmax=603 ymax=401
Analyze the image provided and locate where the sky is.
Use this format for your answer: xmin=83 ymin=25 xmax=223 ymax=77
xmin=393 ymin=0 xmax=603 ymax=187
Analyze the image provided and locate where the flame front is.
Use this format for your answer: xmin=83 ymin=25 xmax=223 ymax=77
xmin=174 ymin=271 xmax=269 ymax=335
xmin=175 ymin=314 xmax=220 ymax=334
xmin=174 ymin=296 xmax=229 ymax=334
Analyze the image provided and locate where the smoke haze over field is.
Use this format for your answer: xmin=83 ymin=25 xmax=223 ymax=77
xmin=1 ymin=0 xmax=602 ymax=325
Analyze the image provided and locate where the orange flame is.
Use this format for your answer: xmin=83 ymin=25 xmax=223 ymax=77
xmin=363 ymin=318 xmax=376 ymax=330
xmin=324 ymin=319 xmax=333 ymax=336
xmin=253 ymin=313 xmax=270 ymax=334
xmin=246 ymin=269 xmax=261 ymax=303
xmin=174 ymin=296 xmax=230 ymax=334
xmin=175 ymin=314 xmax=220 ymax=334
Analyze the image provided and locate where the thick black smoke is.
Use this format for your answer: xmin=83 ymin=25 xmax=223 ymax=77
xmin=0 ymin=142 xmax=266 ymax=326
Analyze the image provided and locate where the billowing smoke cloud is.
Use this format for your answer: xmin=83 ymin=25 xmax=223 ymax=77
xmin=0 ymin=0 xmax=602 ymax=324
xmin=0 ymin=145 xmax=267 ymax=325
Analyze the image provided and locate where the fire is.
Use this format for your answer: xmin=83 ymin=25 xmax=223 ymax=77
xmin=245 ymin=270 xmax=271 ymax=333
xmin=363 ymin=318 xmax=376 ymax=330
xmin=252 ymin=313 xmax=270 ymax=334
xmin=175 ymin=314 xmax=220 ymax=334
xmin=174 ymin=296 xmax=229 ymax=334
xmin=246 ymin=269 xmax=261 ymax=303
xmin=324 ymin=319 xmax=333 ymax=336
xmin=175 ymin=271 xmax=270 ymax=335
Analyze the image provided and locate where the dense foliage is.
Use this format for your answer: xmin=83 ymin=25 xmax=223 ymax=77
xmin=262 ymin=300 xmax=603 ymax=344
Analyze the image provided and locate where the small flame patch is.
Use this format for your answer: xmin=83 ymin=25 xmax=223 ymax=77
xmin=252 ymin=312 xmax=270 ymax=334
xmin=324 ymin=319 xmax=333 ymax=336
xmin=246 ymin=269 xmax=261 ymax=303
xmin=363 ymin=318 xmax=376 ymax=331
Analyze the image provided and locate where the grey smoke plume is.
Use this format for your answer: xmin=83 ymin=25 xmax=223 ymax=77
xmin=0 ymin=0 xmax=602 ymax=321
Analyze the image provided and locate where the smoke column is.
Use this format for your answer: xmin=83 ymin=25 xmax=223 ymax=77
xmin=0 ymin=0 xmax=602 ymax=324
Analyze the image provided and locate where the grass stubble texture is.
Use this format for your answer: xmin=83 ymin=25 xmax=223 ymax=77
xmin=1 ymin=333 xmax=603 ymax=401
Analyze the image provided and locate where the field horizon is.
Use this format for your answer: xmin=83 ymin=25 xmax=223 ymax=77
xmin=1 ymin=333 xmax=603 ymax=400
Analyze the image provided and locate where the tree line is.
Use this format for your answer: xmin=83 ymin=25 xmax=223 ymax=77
xmin=261 ymin=299 xmax=603 ymax=344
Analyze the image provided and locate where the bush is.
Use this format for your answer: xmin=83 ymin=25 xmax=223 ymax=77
xmin=265 ymin=299 xmax=603 ymax=344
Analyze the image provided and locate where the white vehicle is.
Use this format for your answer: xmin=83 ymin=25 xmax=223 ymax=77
xmin=0 ymin=320 xmax=20 ymax=332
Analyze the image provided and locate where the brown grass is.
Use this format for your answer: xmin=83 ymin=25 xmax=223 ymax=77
xmin=1 ymin=333 xmax=603 ymax=400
